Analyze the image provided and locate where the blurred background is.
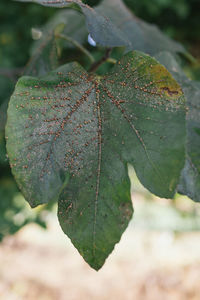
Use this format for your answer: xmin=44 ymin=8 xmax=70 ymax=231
xmin=0 ymin=0 xmax=200 ymax=299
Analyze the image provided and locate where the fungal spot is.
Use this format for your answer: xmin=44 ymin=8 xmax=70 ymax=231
xmin=160 ymin=87 xmax=179 ymax=96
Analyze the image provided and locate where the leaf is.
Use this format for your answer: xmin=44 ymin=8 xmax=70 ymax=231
xmin=155 ymin=51 xmax=200 ymax=202
xmin=0 ymin=76 xmax=15 ymax=165
xmin=19 ymin=0 xmax=186 ymax=76
xmin=6 ymin=51 xmax=186 ymax=269
xmin=50 ymin=9 xmax=87 ymax=49
xmin=18 ymin=0 xmax=185 ymax=55
xmin=17 ymin=0 xmax=129 ymax=47
xmin=25 ymin=29 xmax=58 ymax=76
xmin=179 ymin=81 xmax=200 ymax=202
xmin=25 ymin=8 xmax=88 ymax=76
xmin=96 ymin=0 xmax=185 ymax=55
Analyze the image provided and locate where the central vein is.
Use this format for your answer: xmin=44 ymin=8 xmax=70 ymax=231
xmin=93 ymin=84 xmax=102 ymax=257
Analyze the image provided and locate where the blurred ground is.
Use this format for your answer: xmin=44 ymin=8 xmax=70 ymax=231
xmin=1 ymin=194 xmax=200 ymax=300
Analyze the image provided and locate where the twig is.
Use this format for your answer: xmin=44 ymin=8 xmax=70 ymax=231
xmin=55 ymin=33 xmax=95 ymax=63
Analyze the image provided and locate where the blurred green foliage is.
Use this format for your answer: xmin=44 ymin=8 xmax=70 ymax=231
xmin=0 ymin=0 xmax=200 ymax=239
xmin=0 ymin=0 xmax=56 ymax=68
xmin=0 ymin=0 xmax=57 ymax=239
xmin=124 ymin=0 xmax=200 ymax=49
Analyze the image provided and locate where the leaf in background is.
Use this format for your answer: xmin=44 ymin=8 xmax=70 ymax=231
xmin=96 ymin=0 xmax=185 ymax=55
xmin=155 ymin=51 xmax=200 ymax=202
xmin=179 ymin=81 xmax=200 ymax=202
xmin=25 ymin=29 xmax=58 ymax=76
xmin=0 ymin=99 xmax=9 ymax=133
xmin=0 ymin=76 xmax=15 ymax=164
xmin=6 ymin=51 xmax=186 ymax=269
xmin=17 ymin=0 xmax=129 ymax=47
xmin=25 ymin=8 xmax=88 ymax=76
xmin=0 ymin=177 xmax=53 ymax=241
xmin=0 ymin=99 xmax=10 ymax=165
xmin=49 ymin=9 xmax=87 ymax=49
xmin=0 ymin=178 xmax=24 ymax=241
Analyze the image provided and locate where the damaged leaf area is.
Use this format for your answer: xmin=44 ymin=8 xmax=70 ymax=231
xmin=6 ymin=51 xmax=186 ymax=269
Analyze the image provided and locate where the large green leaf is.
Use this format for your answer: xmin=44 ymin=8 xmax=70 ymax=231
xmin=17 ymin=0 xmax=129 ymax=47
xmin=155 ymin=51 xmax=200 ymax=202
xmin=96 ymin=0 xmax=185 ymax=55
xmin=6 ymin=51 xmax=186 ymax=269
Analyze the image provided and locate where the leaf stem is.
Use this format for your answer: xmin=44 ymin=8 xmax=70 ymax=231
xmin=55 ymin=33 xmax=95 ymax=63
xmin=89 ymin=48 xmax=114 ymax=73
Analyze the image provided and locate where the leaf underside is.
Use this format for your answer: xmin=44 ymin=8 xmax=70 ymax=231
xmin=156 ymin=51 xmax=200 ymax=202
xmin=6 ymin=51 xmax=186 ymax=269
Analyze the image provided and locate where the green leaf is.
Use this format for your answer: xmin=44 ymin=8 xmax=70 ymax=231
xmin=155 ymin=51 xmax=200 ymax=202
xmin=25 ymin=29 xmax=58 ymax=76
xmin=17 ymin=0 xmax=129 ymax=47
xmin=6 ymin=51 xmax=186 ymax=269
xmin=18 ymin=0 xmax=185 ymax=56
xmin=0 ymin=76 xmax=15 ymax=165
xmin=50 ymin=9 xmax=87 ymax=49
xmin=25 ymin=8 xmax=88 ymax=76
xmin=96 ymin=0 xmax=185 ymax=55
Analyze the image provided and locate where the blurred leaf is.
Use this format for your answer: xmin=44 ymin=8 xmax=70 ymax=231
xmin=0 ymin=75 xmax=15 ymax=105
xmin=96 ymin=0 xmax=185 ymax=55
xmin=155 ymin=51 xmax=200 ymax=202
xmin=17 ymin=0 xmax=129 ymax=47
xmin=6 ymin=51 xmax=186 ymax=269
xmin=0 ymin=0 xmax=58 ymax=241
xmin=0 ymin=178 xmax=51 ymax=241
xmin=25 ymin=8 xmax=88 ymax=76
xmin=0 ymin=99 xmax=9 ymax=133
xmin=25 ymin=31 xmax=58 ymax=76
